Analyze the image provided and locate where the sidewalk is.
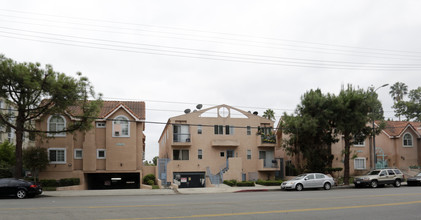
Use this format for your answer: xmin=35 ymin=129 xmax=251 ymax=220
xmin=41 ymin=183 xmax=406 ymax=197
xmin=42 ymin=184 xmax=281 ymax=197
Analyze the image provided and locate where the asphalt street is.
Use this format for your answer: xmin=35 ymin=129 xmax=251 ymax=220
xmin=1 ymin=186 xmax=421 ymax=220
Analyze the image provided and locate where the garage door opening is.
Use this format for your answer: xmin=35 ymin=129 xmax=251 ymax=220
xmin=173 ymin=172 xmax=205 ymax=188
xmin=86 ymin=173 xmax=140 ymax=190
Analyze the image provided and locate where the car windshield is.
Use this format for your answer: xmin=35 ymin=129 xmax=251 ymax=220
xmin=292 ymin=174 xmax=307 ymax=180
xmin=367 ymin=170 xmax=380 ymax=175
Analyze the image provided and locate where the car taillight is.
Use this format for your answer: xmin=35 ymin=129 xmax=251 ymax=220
xmin=30 ymin=185 xmax=37 ymax=188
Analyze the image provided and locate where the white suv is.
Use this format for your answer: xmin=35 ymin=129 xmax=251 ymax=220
xmin=354 ymin=169 xmax=404 ymax=188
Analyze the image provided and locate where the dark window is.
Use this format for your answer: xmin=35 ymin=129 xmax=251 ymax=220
xmin=387 ymin=170 xmax=395 ymax=175
xmin=198 ymin=149 xmax=202 ymax=159
xmin=214 ymin=125 xmax=223 ymax=135
xmin=220 ymin=152 xmax=224 ymax=157
xmin=173 ymin=149 xmax=189 ymax=160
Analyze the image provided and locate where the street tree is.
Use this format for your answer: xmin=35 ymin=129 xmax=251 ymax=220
xmin=281 ymin=89 xmax=337 ymax=172
xmin=263 ymin=109 xmax=275 ymax=121
xmin=0 ymin=141 xmax=15 ymax=177
xmin=22 ymin=147 xmax=49 ymax=183
xmin=333 ymin=85 xmax=382 ymax=184
xmin=393 ymin=87 xmax=421 ymax=121
xmin=0 ymin=55 xmax=102 ymax=178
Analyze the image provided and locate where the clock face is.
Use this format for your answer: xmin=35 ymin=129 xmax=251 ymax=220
xmin=219 ymin=107 xmax=229 ymax=118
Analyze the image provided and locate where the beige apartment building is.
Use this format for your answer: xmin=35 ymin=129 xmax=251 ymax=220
xmin=158 ymin=104 xmax=280 ymax=188
xmin=276 ymin=121 xmax=421 ymax=177
xmin=0 ymin=98 xmax=35 ymax=148
xmin=37 ymin=101 xmax=146 ymax=189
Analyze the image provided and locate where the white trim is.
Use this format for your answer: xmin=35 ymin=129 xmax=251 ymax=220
xmin=97 ymin=149 xmax=106 ymax=159
xmin=353 ymin=141 xmax=365 ymax=147
xmin=354 ymin=157 xmax=366 ymax=170
xmin=48 ymin=148 xmax=66 ymax=164
xmin=74 ymin=149 xmax=83 ymax=159
xmin=103 ymin=104 xmax=141 ymax=121
xmin=96 ymin=122 xmax=106 ymax=128
xmin=112 ymin=115 xmax=130 ymax=137
xmin=403 ymin=133 xmax=413 ymax=147
xmin=47 ymin=115 xmax=66 ymax=137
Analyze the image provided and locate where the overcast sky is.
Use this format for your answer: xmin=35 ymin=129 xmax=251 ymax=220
xmin=1 ymin=1 xmax=421 ymax=161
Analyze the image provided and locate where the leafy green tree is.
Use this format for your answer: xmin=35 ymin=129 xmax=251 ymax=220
xmin=22 ymin=147 xmax=49 ymax=183
xmin=281 ymin=89 xmax=337 ymax=172
xmin=393 ymin=87 xmax=421 ymax=121
xmin=263 ymin=109 xmax=275 ymax=121
xmin=152 ymin=156 xmax=159 ymax=166
xmin=0 ymin=141 xmax=15 ymax=168
xmin=333 ymin=85 xmax=381 ymax=184
xmin=0 ymin=54 xmax=102 ymax=178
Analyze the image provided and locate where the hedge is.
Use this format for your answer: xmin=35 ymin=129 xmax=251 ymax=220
xmin=40 ymin=178 xmax=80 ymax=187
xmin=236 ymin=181 xmax=255 ymax=187
xmin=223 ymin=179 xmax=237 ymax=187
xmin=143 ymin=174 xmax=156 ymax=185
xmin=256 ymin=179 xmax=283 ymax=186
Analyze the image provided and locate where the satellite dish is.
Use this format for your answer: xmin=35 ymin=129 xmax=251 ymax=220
xmin=253 ymin=111 xmax=258 ymax=115
xmin=184 ymin=109 xmax=191 ymax=114
xmin=196 ymin=104 xmax=203 ymax=110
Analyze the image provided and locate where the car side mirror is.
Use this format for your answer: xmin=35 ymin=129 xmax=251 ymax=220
xmin=304 ymin=177 xmax=308 ymax=181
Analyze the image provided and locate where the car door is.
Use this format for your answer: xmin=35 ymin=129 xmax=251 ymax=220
xmin=0 ymin=179 xmax=8 ymax=195
xmin=315 ymin=174 xmax=326 ymax=187
xmin=304 ymin=174 xmax=316 ymax=188
xmin=386 ymin=169 xmax=396 ymax=184
xmin=378 ymin=170 xmax=388 ymax=185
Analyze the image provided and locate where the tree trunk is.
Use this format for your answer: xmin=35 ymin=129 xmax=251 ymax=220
xmin=343 ymin=136 xmax=350 ymax=185
xmin=14 ymin=111 xmax=25 ymax=179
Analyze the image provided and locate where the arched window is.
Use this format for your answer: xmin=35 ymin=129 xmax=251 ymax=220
xmin=113 ymin=115 xmax=129 ymax=137
xmin=48 ymin=115 xmax=66 ymax=137
xmin=403 ymin=133 xmax=413 ymax=147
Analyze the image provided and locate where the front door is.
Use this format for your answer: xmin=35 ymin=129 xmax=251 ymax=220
xmin=226 ymin=150 xmax=234 ymax=168
xmin=259 ymin=151 xmax=266 ymax=167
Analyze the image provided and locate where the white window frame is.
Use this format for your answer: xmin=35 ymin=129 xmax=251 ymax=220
xmin=403 ymin=133 xmax=413 ymax=147
xmin=96 ymin=122 xmax=106 ymax=128
xmin=47 ymin=115 xmax=66 ymax=137
xmin=113 ymin=115 xmax=130 ymax=137
xmin=97 ymin=149 xmax=106 ymax=159
xmin=198 ymin=149 xmax=202 ymax=159
xmin=74 ymin=149 xmax=83 ymax=159
xmin=247 ymin=126 xmax=251 ymax=135
xmin=197 ymin=125 xmax=202 ymax=134
xmin=354 ymin=157 xmax=366 ymax=170
xmin=247 ymin=150 xmax=252 ymax=160
xmin=48 ymin=148 xmax=66 ymax=164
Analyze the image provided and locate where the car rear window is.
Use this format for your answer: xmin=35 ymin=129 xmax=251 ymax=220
xmin=387 ymin=170 xmax=395 ymax=175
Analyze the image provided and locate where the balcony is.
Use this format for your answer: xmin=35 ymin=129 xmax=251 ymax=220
xmin=172 ymin=134 xmax=191 ymax=147
xmin=257 ymin=134 xmax=276 ymax=147
xmin=258 ymin=159 xmax=279 ymax=171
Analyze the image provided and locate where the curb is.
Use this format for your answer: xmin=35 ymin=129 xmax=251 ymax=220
xmin=234 ymin=189 xmax=269 ymax=193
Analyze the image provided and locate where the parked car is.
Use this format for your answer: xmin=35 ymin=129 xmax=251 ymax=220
xmin=353 ymin=169 xmax=404 ymax=188
xmin=281 ymin=173 xmax=334 ymax=191
xmin=0 ymin=178 xmax=42 ymax=199
xmin=407 ymin=173 xmax=421 ymax=186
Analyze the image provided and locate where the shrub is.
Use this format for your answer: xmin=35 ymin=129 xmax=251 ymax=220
xmin=152 ymin=185 xmax=160 ymax=189
xmin=236 ymin=181 xmax=255 ymax=187
xmin=40 ymin=179 xmax=58 ymax=187
xmin=256 ymin=179 xmax=283 ymax=186
xmin=223 ymin=179 xmax=237 ymax=187
xmin=143 ymin=174 xmax=156 ymax=185
xmin=59 ymin=178 xmax=80 ymax=186
xmin=147 ymin=179 xmax=155 ymax=185
xmin=0 ymin=168 xmax=12 ymax=178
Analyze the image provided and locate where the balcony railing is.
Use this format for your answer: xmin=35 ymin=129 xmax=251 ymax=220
xmin=261 ymin=134 xmax=276 ymax=144
xmin=173 ymin=134 xmax=191 ymax=143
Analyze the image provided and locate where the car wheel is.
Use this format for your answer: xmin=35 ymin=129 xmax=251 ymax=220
xmin=16 ymin=189 xmax=27 ymax=199
xmin=370 ymin=180 xmax=378 ymax=188
xmin=323 ymin=183 xmax=331 ymax=190
xmin=295 ymin=184 xmax=303 ymax=191
xmin=394 ymin=179 xmax=401 ymax=187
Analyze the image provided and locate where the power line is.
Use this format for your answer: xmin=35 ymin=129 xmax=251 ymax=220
xmin=1 ymin=8 xmax=420 ymax=57
xmin=1 ymin=32 xmax=420 ymax=71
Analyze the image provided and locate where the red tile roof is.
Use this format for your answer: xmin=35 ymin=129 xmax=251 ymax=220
xmin=66 ymin=100 xmax=145 ymax=120
xmin=381 ymin=121 xmax=421 ymax=137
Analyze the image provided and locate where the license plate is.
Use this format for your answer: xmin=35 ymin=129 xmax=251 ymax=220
xmin=357 ymin=181 xmax=360 ymax=184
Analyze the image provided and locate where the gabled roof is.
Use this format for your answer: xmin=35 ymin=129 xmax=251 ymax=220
xmin=66 ymin=100 xmax=145 ymax=121
xmin=380 ymin=121 xmax=421 ymax=138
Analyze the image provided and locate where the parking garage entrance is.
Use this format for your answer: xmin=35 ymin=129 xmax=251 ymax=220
xmin=173 ymin=172 xmax=206 ymax=188
xmin=86 ymin=173 xmax=140 ymax=190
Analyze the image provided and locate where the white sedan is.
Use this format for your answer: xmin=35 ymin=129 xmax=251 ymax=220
xmin=281 ymin=173 xmax=334 ymax=191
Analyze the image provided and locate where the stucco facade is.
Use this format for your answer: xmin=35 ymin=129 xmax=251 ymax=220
xmin=37 ymin=101 xmax=146 ymax=189
xmin=158 ymin=105 xmax=279 ymax=188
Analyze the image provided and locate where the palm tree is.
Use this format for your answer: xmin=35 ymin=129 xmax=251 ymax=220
xmin=262 ymin=109 xmax=275 ymax=121
xmin=390 ymin=82 xmax=408 ymax=121
xmin=389 ymin=82 xmax=408 ymax=103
